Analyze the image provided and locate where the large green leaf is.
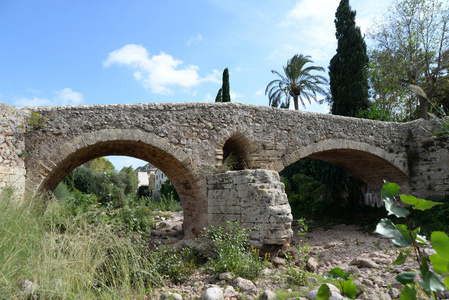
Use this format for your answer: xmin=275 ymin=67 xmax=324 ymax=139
xmin=393 ymin=249 xmax=410 ymax=265
xmin=382 ymin=181 xmax=400 ymax=198
xmin=400 ymin=284 xmax=417 ymax=300
xmin=400 ymin=194 xmax=442 ymax=211
xmin=316 ymin=284 xmax=331 ymax=300
xmin=429 ymin=253 xmax=449 ymax=275
xmin=444 ymin=276 xmax=449 ymax=290
xmin=431 ymin=231 xmax=449 ymax=257
xmin=396 ymin=272 xmax=417 ymax=285
xmin=419 ymin=257 xmax=445 ymax=292
xmin=327 ymin=267 xmax=351 ymax=281
xmin=340 ymin=280 xmax=357 ymax=299
xmin=374 ymin=219 xmax=412 ymax=247
xmin=383 ymin=196 xmax=410 ymax=218
xmin=395 ymin=224 xmax=415 ymax=245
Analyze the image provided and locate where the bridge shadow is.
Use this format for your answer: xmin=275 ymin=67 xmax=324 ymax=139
xmin=279 ymin=146 xmax=409 ymax=225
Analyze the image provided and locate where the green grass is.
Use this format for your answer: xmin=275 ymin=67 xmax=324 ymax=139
xmin=0 ymin=186 xmax=163 ymax=299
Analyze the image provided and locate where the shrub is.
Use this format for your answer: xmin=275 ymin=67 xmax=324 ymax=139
xmin=153 ymin=246 xmax=203 ymax=284
xmin=140 ymin=193 xmax=181 ymax=212
xmin=204 ymin=221 xmax=267 ymax=279
xmin=118 ymin=205 xmax=154 ymax=233
xmin=27 ymin=110 xmax=47 ymax=130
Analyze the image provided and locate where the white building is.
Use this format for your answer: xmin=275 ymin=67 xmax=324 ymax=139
xmin=154 ymin=169 xmax=168 ymax=193
xmin=136 ymin=167 xmax=167 ymax=198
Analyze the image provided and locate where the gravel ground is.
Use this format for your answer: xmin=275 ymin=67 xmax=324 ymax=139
xmin=150 ymin=213 xmax=448 ymax=299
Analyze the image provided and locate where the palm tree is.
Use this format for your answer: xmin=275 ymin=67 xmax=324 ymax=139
xmin=265 ymin=54 xmax=328 ymax=110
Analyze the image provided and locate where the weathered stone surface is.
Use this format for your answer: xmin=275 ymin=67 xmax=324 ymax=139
xmin=223 ymin=286 xmax=238 ymax=299
xmin=232 ymin=277 xmax=256 ymax=292
xmin=161 ymin=291 xmax=183 ymax=300
xmin=349 ymin=258 xmax=377 ymax=268
xmin=0 ymin=103 xmax=27 ymax=195
xmin=306 ymin=257 xmax=319 ymax=273
xmin=201 ymin=286 xmax=223 ymax=300
xmin=206 ymin=170 xmax=293 ymax=246
xmin=218 ymin=272 xmax=233 ymax=281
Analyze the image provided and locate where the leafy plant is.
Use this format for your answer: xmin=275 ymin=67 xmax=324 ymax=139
xmin=374 ymin=181 xmax=448 ymax=299
xmin=322 ymin=268 xmax=357 ymax=299
xmin=27 ymin=110 xmax=47 ymax=130
xmin=296 ymin=218 xmax=309 ymax=262
xmin=284 ymin=218 xmax=309 ymax=286
xmin=203 ymin=221 xmax=267 ymax=279
xmin=284 ymin=249 xmax=307 ymax=286
xmin=153 ymin=246 xmax=202 ymax=284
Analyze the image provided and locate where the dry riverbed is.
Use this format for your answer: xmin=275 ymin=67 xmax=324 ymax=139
xmin=150 ymin=212 xmax=448 ymax=300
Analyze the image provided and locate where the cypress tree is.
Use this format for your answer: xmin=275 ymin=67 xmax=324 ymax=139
xmin=215 ymin=88 xmax=223 ymax=102
xmin=222 ymin=68 xmax=231 ymax=102
xmin=329 ymin=0 xmax=369 ymax=117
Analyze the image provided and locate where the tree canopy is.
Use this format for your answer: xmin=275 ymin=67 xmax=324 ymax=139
xmin=329 ymin=0 xmax=369 ymax=117
xmin=265 ymin=54 xmax=328 ymax=110
xmin=368 ymin=0 xmax=449 ymax=120
xmin=83 ymin=157 xmax=115 ymax=173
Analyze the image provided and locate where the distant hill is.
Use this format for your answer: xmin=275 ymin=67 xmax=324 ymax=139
xmin=134 ymin=163 xmax=155 ymax=173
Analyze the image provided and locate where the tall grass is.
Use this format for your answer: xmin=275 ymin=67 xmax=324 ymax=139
xmin=0 ymin=187 xmax=43 ymax=297
xmin=0 ymin=186 xmax=163 ymax=299
xmin=137 ymin=192 xmax=182 ymax=212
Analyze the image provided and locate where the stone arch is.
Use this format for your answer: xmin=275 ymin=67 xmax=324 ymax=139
xmin=25 ymin=129 xmax=207 ymax=233
xmin=220 ymin=133 xmax=255 ymax=170
xmin=274 ymin=139 xmax=409 ymax=198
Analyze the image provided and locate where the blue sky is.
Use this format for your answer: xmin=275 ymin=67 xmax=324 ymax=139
xmin=0 ymin=0 xmax=393 ymax=170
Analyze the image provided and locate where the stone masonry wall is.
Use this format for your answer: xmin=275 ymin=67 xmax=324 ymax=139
xmin=406 ymin=118 xmax=449 ymax=200
xmin=206 ymin=169 xmax=293 ymax=247
xmin=0 ymin=103 xmax=27 ymax=195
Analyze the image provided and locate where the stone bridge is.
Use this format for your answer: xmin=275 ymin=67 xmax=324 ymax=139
xmin=1 ymin=102 xmax=448 ymax=247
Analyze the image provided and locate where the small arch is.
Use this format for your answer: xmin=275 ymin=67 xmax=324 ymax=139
xmin=222 ymin=133 xmax=252 ymax=170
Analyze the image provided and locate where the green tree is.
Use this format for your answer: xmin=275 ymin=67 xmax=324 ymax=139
xmin=222 ymin=68 xmax=231 ymax=103
xmin=215 ymin=68 xmax=231 ymax=103
xmin=329 ymin=0 xmax=369 ymax=117
xmin=265 ymin=54 xmax=328 ymax=110
xmin=73 ymin=167 xmax=95 ymax=194
xmin=215 ymin=88 xmax=223 ymax=103
xmin=118 ymin=166 xmax=138 ymax=195
xmin=83 ymin=157 xmax=115 ymax=173
xmin=368 ymin=0 xmax=449 ymax=120
xmin=160 ymin=180 xmax=180 ymax=202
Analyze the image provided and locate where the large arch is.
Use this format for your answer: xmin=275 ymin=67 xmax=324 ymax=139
xmin=25 ymin=129 xmax=207 ymax=233
xmin=273 ymin=139 xmax=409 ymax=203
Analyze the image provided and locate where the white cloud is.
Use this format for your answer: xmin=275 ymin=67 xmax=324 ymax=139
xmin=279 ymin=0 xmax=337 ymax=61
xmin=204 ymin=93 xmax=213 ymax=102
xmin=186 ymin=34 xmax=203 ymax=46
xmin=13 ymin=88 xmax=84 ymax=107
xmin=283 ymin=0 xmax=337 ymax=25
xmin=255 ymin=89 xmax=265 ymax=96
xmin=14 ymin=96 xmax=53 ymax=107
xmin=230 ymin=90 xmax=243 ymax=100
xmin=55 ymin=88 xmax=83 ymax=105
xmin=104 ymin=44 xmax=217 ymax=94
